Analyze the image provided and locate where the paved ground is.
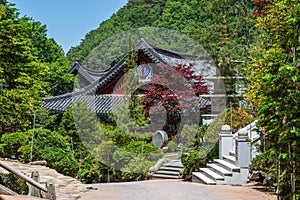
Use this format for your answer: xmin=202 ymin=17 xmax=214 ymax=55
xmin=80 ymin=180 xmax=276 ymax=200
xmin=0 ymin=159 xmax=277 ymax=200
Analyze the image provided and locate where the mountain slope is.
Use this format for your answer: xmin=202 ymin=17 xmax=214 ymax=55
xmin=66 ymin=0 xmax=258 ymax=72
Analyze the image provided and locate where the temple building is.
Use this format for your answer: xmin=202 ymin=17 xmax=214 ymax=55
xmin=41 ymin=39 xmax=226 ymax=130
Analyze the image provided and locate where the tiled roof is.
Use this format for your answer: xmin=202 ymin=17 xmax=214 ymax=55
xmin=41 ymin=94 xmax=211 ymax=114
xmin=41 ymin=94 xmax=124 ymax=114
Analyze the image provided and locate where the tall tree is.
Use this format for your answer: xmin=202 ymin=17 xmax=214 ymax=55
xmin=0 ymin=1 xmax=48 ymax=133
xmin=0 ymin=0 xmax=73 ymax=134
xmin=247 ymin=0 xmax=300 ymax=198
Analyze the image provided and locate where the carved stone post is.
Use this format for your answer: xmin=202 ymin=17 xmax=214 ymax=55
xmin=46 ymin=179 xmax=56 ymax=200
xmin=219 ymin=125 xmax=233 ymax=159
xmin=235 ymin=128 xmax=251 ymax=183
xmin=28 ymin=170 xmax=41 ymax=198
xmin=235 ymin=129 xmax=251 ymax=168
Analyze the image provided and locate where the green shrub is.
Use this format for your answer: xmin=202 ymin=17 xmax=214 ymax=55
xmin=113 ymin=141 xmax=163 ymax=169
xmin=166 ymin=140 xmax=178 ymax=153
xmin=180 ymin=124 xmax=207 ymax=152
xmin=0 ymin=173 xmax=28 ymax=195
xmin=0 ymin=131 xmax=29 ymax=159
xmin=77 ymin=154 xmax=106 ymax=184
xmin=11 ymin=128 xmax=80 ymax=177
xmin=181 ymin=146 xmax=210 ymax=176
xmin=251 ymin=149 xmax=276 ymax=184
xmin=113 ymin=141 xmax=163 ymax=181
xmin=93 ymin=140 xmax=117 ymax=164
xmin=121 ymin=156 xmax=154 ymax=181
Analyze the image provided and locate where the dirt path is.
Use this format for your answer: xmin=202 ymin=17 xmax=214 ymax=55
xmin=80 ymin=180 xmax=276 ymax=200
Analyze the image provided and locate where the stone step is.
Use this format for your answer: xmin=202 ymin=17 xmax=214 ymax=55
xmin=200 ymin=168 xmax=224 ymax=181
xmin=159 ymin=166 xmax=182 ymax=172
xmin=214 ymin=159 xmax=240 ymax=173
xmin=192 ymin=172 xmax=216 ymax=185
xmin=152 ymin=174 xmax=179 ymax=179
xmin=155 ymin=170 xmax=179 ymax=176
xmin=152 ymin=160 xmax=183 ymax=179
xmin=223 ymin=155 xmax=236 ymax=165
xmin=162 ymin=161 xmax=183 ymax=168
xmin=207 ymin=163 xmax=232 ymax=176
xmin=229 ymin=151 xmax=236 ymax=156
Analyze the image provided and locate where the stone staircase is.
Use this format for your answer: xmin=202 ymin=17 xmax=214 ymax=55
xmin=192 ymin=150 xmax=243 ymax=185
xmin=192 ymin=122 xmax=260 ymax=185
xmin=152 ymin=160 xmax=183 ymax=179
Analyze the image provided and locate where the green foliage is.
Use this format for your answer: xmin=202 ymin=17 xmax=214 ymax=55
xmin=251 ymin=149 xmax=276 ymax=175
xmin=44 ymin=56 xmax=74 ymax=96
xmin=11 ymin=128 xmax=80 ymax=177
xmin=59 ymin=106 xmax=89 ymax=160
xmin=166 ymin=140 xmax=177 ymax=153
xmin=77 ymin=154 xmax=106 ymax=184
xmin=71 ymin=102 xmax=101 ymax=157
xmin=93 ymin=140 xmax=117 ymax=167
xmin=60 ymin=101 xmax=162 ymax=183
xmin=78 ymin=141 xmax=163 ymax=183
xmin=0 ymin=173 xmax=28 ymax=195
xmin=180 ymin=120 xmax=221 ymax=178
xmin=112 ymin=141 xmax=162 ymax=181
xmin=0 ymin=2 xmax=47 ymax=133
xmin=247 ymin=0 xmax=300 ymax=198
xmin=113 ymin=141 xmax=163 ymax=170
xmin=105 ymin=68 xmax=152 ymax=143
xmin=98 ymin=123 xmax=131 ymax=147
xmin=0 ymin=131 xmax=28 ymax=159
xmin=224 ymin=107 xmax=252 ymax=133
xmin=67 ymin=0 xmax=258 ymax=77
xmin=0 ymin=2 xmax=74 ymax=134
xmin=181 ymin=146 xmax=210 ymax=176
xmin=180 ymin=124 xmax=207 ymax=152
xmin=120 ymin=156 xmax=154 ymax=181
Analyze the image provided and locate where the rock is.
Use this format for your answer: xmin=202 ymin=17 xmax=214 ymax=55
xmin=86 ymin=186 xmax=97 ymax=190
xmin=29 ymin=160 xmax=47 ymax=166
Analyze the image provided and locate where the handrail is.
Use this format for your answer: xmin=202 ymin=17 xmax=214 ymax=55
xmin=0 ymin=160 xmax=47 ymax=192
xmin=149 ymin=159 xmax=166 ymax=173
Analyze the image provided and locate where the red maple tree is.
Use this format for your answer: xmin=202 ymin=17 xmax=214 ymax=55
xmin=142 ymin=63 xmax=210 ymax=137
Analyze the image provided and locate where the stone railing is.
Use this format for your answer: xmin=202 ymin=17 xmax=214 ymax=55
xmin=219 ymin=122 xmax=260 ymax=167
xmin=0 ymin=160 xmax=56 ymax=199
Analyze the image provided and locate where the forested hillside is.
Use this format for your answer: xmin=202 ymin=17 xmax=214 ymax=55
xmin=67 ymin=0 xmax=258 ymax=72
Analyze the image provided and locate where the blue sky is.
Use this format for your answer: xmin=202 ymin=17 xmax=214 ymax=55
xmin=9 ymin=0 xmax=128 ymax=53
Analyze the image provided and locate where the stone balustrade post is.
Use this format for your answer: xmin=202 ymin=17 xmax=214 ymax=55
xmin=219 ymin=125 xmax=233 ymax=159
xmin=235 ymin=129 xmax=251 ymax=168
xmin=28 ymin=170 xmax=41 ymax=198
xmin=46 ymin=179 xmax=56 ymax=200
